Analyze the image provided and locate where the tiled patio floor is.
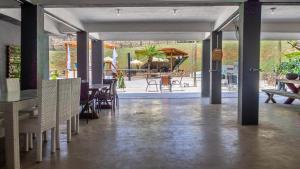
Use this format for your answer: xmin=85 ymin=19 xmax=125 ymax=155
xmin=16 ymin=96 xmax=300 ymax=169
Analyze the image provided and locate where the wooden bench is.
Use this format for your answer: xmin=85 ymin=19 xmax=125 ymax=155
xmin=262 ymin=89 xmax=300 ymax=103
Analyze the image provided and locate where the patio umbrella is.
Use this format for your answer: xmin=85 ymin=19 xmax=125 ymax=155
xmin=63 ymin=41 xmax=119 ymax=49
xmin=159 ymin=48 xmax=188 ymax=71
xmin=130 ymin=59 xmax=143 ymax=69
xmin=104 ymin=56 xmax=113 ymax=63
xmin=130 ymin=59 xmax=143 ymax=65
xmin=112 ymin=48 xmax=118 ymax=73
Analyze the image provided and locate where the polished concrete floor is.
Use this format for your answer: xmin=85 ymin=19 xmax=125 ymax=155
xmin=16 ymin=97 xmax=300 ymax=169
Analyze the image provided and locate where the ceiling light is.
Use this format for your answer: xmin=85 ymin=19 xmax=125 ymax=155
xmin=173 ymin=9 xmax=178 ymax=16
xmin=116 ymin=9 xmax=121 ymax=16
xmin=270 ymin=7 xmax=276 ymax=15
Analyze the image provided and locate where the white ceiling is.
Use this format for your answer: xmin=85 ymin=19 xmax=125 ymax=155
xmin=2 ymin=2 xmax=300 ymax=40
xmin=64 ymin=6 xmax=237 ymax=22
xmin=262 ymin=5 xmax=300 ymax=22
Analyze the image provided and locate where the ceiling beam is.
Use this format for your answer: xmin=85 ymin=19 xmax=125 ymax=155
xmin=214 ymin=8 xmax=239 ymax=32
xmin=96 ymin=32 xmax=204 ymax=40
xmin=85 ymin=21 xmax=212 ymax=32
xmin=28 ymin=0 xmax=243 ymax=8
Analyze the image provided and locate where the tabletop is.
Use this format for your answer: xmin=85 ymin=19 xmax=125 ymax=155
xmin=0 ymin=89 xmax=37 ymax=103
xmin=89 ymin=84 xmax=110 ymax=90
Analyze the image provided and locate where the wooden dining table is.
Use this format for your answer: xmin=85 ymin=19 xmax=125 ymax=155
xmin=0 ymin=90 xmax=37 ymax=169
xmin=277 ymin=79 xmax=300 ymax=104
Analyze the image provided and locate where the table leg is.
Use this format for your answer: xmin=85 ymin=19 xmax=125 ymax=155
xmin=3 ymin=104 xmax=20 ymax=169
xmin=284 ymin=83 xmax=299 ymax=104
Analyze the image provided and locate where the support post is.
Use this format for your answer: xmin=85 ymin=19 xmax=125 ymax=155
xmin=202 ymin=39 xmax=210 ymax=97
xmin=128 ymin=53 xmax=131 ymax=81
xmin=91 ymin=40 xmax=103 ymax=84
xmin=21 ymin=2 xmax=47 ymax=90
xmin=77 ymin=31 xmax=89 ymax=82
xmin=238 ymin=0 xmax=261 ymax=125
xmin=210 ymin=31 xmax=222 ymax=104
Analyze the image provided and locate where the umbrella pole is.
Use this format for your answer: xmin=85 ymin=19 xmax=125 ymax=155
xmin=170 ymin=52 xmax=173 ymax=72
xmin=65 ymin=44 xmax=69 ymax=78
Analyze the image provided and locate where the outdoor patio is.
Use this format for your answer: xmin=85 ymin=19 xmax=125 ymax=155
xmin=0 ymin=1 xmax=300 ymax=169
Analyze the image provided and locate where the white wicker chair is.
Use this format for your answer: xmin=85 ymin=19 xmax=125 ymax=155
xmin=56 ymin=79 xmax=72 ymax=150
xmin=6 ymin=78 xmax=40 ymax=150
xmin=6 ymin=78 xmax=20 ymax=92
xmin=19 ymin=80 xmax=57 ymax=162
xmin=71 ymin=78 xmax=81 ymax=134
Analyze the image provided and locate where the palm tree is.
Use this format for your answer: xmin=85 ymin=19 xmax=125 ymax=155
xmin=137 ymin=45 xmax=166 ymax=73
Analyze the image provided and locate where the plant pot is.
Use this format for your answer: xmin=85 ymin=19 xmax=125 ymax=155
xmin=286 ymin=73 xmax=298 ymax=80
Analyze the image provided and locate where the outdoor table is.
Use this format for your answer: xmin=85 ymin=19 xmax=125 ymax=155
xmin=89 ymin=84 xmax=108 ymax=91
xmin=277 ymin=79 xmax=300 ymax=104
xmin=0 ymin=90 xmax=37 ymax=169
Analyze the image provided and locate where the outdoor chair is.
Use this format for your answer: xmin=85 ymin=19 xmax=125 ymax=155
xmin=70 ymin=78 xmax=81 ymax=134
xmin=97 ymin=79 xmax=118 ymax=112
xmin=80 ymin=81 xmax=98 ymax=123
xmin=172 ymin=72 xmax=184 ymax=88
xmin=160 ymin=75 xmax=172 ymax=92
xmin=146 ymin=77 xmax=158 ymax=92
xmin=113 ymin=79 xmax=119 ymax=110
xmin=19 ymin=80 xmax=57 ymax=162
xmin=56 ymin=79 xmax=72 ymax=150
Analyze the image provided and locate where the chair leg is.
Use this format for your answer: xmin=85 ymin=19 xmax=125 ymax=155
xmin=25 ymin=133 xmax=29 ymax=152
xmin=29 ymin=133 xmax=33 ymax=150
xmin=51 ymin=128 xmax=56 ymax=153
xmin=71 ymin=116 xmax=76 ymax=132
xmin=112 ymin=98 xmax=115 ymax=113
xmin=36 ymin=132 xmax=43 ymax=162
xmin=56 ymin=125 xmax=60 ymax=150
xmin=75 ymin=114 xmax=80 ymax=134
xmin=116 ymin=96 xmax=119 ymax=109
xmin=67 ymin=119 xmax=72 ymax=142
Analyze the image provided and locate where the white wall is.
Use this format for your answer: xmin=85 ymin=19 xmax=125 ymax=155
xmin=0 ymin=20 xmax=20 ymax=94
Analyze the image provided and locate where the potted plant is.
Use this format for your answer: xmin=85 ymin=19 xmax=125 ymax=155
xmin=117 ymin=70 xmax=126 ymax=91
xmin=276 ymin=59 xmax=300 ymax=80
xmin=50 ymin=70 xmax=60 ymax=80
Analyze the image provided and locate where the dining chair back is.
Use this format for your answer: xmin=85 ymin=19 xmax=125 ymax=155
xmin=6 ymin=78 xmax=20 ymax=92
xmin=80 ymin=82 xmax=89 ymax=103
xmin=57 ymin=79 xmax=72 ymax=122
xmin=19 ymin=80 xmax=57 ymax=162
xmin=56 ymin=79 xmax=72 ymax=148
xmin=39 ymin=80 xmax=57 ymax=132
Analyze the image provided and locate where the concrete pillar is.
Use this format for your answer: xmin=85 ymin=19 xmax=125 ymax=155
xmin=201 ymin=39 xmax=210 ymax=97
xmin=77 ymin=31 xmax=89 ymax=81
xmin=238 ymin=0 xmax=261 ymax=125
xmin=21 ymin=2 xmax=47 ymax=90
xmin=210 ymin=31 xmax=222 ymax=104
xmin=91 ymin=39 xmax=103 ymax=84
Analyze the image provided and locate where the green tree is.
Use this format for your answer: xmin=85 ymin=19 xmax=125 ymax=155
xmin=136 ymin=45 xmax=166 ymax=73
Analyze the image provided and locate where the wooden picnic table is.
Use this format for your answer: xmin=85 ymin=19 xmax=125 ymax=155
xmin=277 ymin=79 xmax=300 ymax=104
